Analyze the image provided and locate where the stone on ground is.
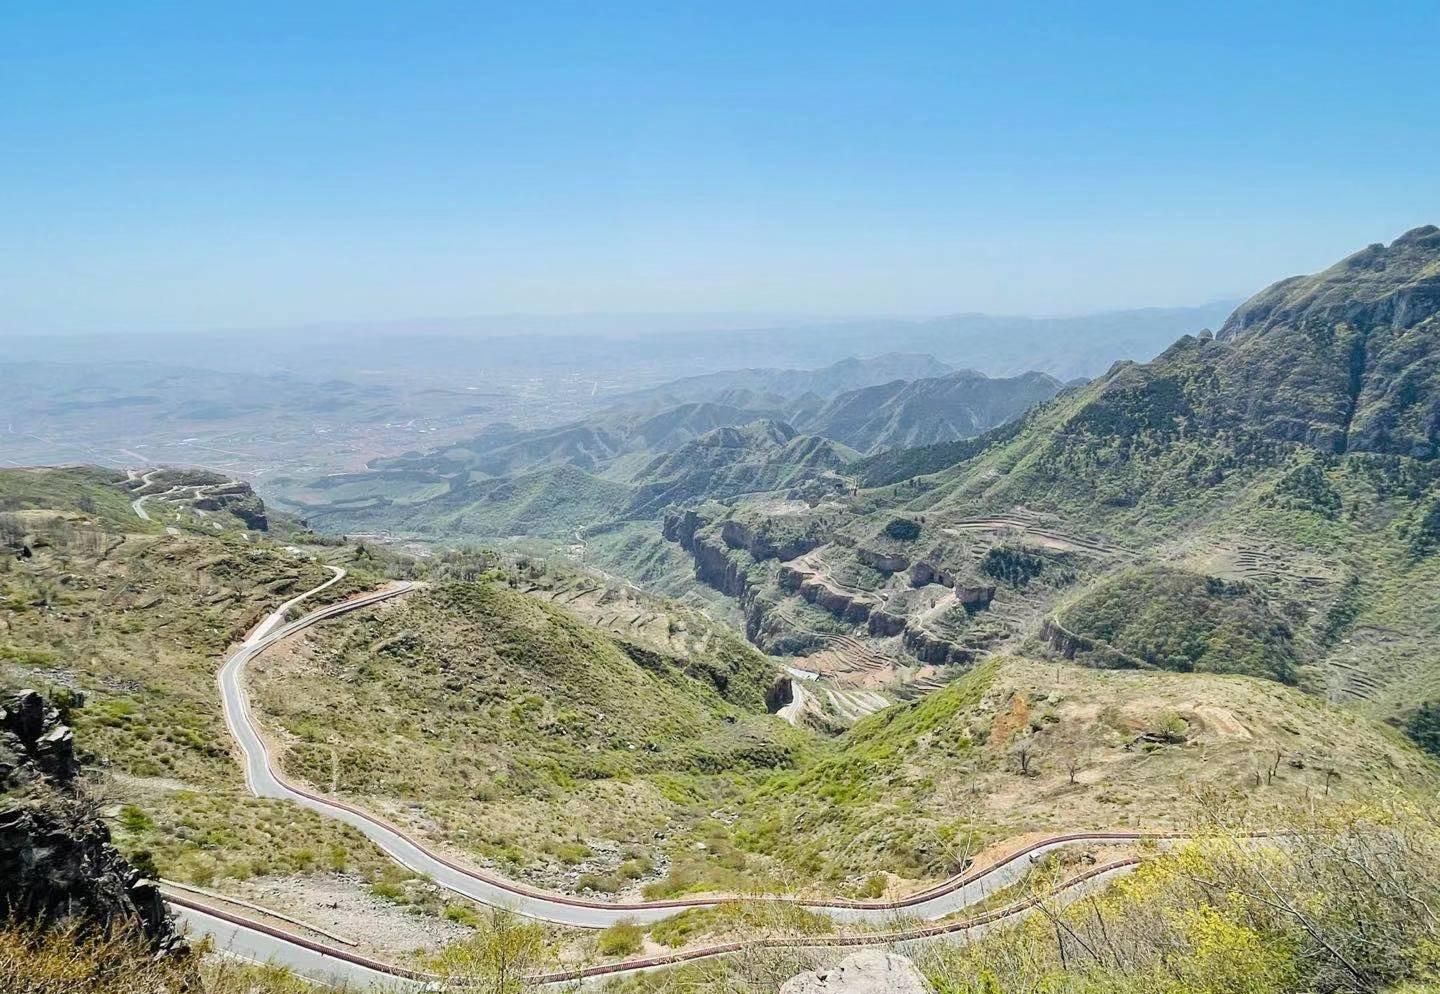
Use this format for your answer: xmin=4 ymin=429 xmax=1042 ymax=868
xmin=780 ymin=950 xmax=930 ymax=994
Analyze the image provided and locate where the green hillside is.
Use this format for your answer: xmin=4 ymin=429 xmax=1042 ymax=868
xmin=807 ymin=369 xmax=1065 ymax=453
xmin=290 ymin=463 xmax=635 ymax=539
xmin=655 ymin=228 xmax=1440 ymax=724
xmin=268 ymin=357 xmax=1066 ymax=545
xmin=248 ymin=574 xmax=806 ymax=893
xmin=0 ymin=468 xmax=421 ymax=901
xmin=623 ymin=420 xmax=859 ymax=517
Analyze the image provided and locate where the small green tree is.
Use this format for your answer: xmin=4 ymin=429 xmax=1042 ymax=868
xmin=884 ymin=517 xmax=922 ymax=541
xmin=1406 ymin=700 xmax=1440 ymax=756
xmin=428 ymin=907 xmax=547 ymax=993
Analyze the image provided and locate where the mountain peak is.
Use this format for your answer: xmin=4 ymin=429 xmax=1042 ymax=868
xmin=1218 ymin=224 xmax=1440 ymax=345
xmin=1395 ymin=224 xmax=1440 ymax=246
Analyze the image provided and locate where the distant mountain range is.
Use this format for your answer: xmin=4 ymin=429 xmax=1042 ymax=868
xmin=4 ymin=301 xmax=1234 ymax=395
xmin=651 ymin=301 xmax=1238 ymax=381
xmin=268 ymin=355 xmax=1070 ymax=535
xmin=803 ymin=369 xmax=1070 ymax=453
xmin=611 ymin=354 xmax=956 ymax=410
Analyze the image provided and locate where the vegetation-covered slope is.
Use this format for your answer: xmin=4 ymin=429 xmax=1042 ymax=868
xmin=270 ymin=357 xmax=1066 ymax=542
xmin=655 ymin=228 xmax=1440 ymax=726
xmin=248 ymin=572 xmax=807 ymax=895
xmin=728 ymin=656 xmax=1435 ymax=882
xmin=254 ymin=615 xmax=1439 ymax=898
xmin=0 ymin=467 xmax=466 ymax=935
xmin=623 ymin=420 xmax=858 ymax=518
xmin=807 ymin=369 xmax=1065 ymax=453
xmin=1051 ymin=566 xmax=1300 ymax=682
xmin=1216 ymin=223 xmax=1440 ymax=456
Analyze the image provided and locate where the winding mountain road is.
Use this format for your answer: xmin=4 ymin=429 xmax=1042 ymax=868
xmin=215 ymin=571 xmax=1168 ymax=928
xmin=171 ymin=858 xmax=1144 ymax=990
xmin=188 ymin=569 xmax=1202 ymax=985
xmin=126 ymin=468 xmax=162 ymax=521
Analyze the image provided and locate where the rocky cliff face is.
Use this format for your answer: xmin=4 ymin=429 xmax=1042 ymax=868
xmin=193 ymin=480 xmax=269 ymax=530
xmin=665 ymin=509 xmax=755 ymax=600
xmin=902 ymin=624 xmax=977 ymax=666
xmin=1212 ymin=225 xmax=1440 ymax=457
xmin=720 ymin=517 xmax=822 ymax=562
xmin=664 ymin=507 xmax=779 ymax=640
xmin=0 ymin=691 xmax=183 ymax=953
xmin=0 ymin=691 xmax=75 ymax=790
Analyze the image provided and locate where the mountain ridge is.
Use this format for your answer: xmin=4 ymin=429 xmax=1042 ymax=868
xmin=649 ymin=227 xmax=1440 ymax=721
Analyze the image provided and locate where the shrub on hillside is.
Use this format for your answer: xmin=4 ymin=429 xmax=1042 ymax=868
xmin=884 ymin=517 xmax=922 ymax=541
xmin=1265 ymin=457 xmax=1343 ymax=519
xmin=1406 ymin=701 xmax=1440 ymax=756
xmin=980 ymin=545 xmax=1047 ymax=588
xmin=1403 ymin=493 xmax=1440 ymax=557
xmin=596 ymin=920 xmax=643 ymax=957
xmin=918 ymin=800 xmax=1440 ymax=994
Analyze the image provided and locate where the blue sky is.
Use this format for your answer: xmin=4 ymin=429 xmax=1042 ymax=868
xmin=3 ymin=1 xmax=1437 ymax=333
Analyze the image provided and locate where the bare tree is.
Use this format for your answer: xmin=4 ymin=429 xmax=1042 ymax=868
xmin=1011 ymin=735 xmax=1038 ymax=777
xmin=1266 ymin=748 xmax=1283 ymax=785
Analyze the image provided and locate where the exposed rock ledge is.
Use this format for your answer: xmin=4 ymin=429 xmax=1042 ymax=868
xmin=1041 ymin=617 xmax=1152 ymax=670
xmin=778 ymin=565 xmax=880 ymax=623
xmin=781 ymin=950 xmax=931 ymax=994
xmin=720 ymin=518 xmax=820 ymax=562
xmin=0 ymin=691 xmax=184 ymax=953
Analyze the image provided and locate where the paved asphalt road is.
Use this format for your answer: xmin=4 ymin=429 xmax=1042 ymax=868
xmin=214 ymin=571 xmax=1155 ymax=928
xmin=172 ymin=905 xmax=427 ymax=991
xmin=176 ymin=861 xmax=1143 ymax=990
xmin=175 ymin=568 xmax=1184 ymax=987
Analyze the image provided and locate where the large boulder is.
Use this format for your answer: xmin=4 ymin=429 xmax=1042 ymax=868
xmin=781 ymin=950 xmax=931 ymax=994
xmin=0 ymin=690 xmax=78 ymax=789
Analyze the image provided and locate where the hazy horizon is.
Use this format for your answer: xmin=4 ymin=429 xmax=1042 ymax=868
xmin=5 ymin=3 xmax=1437 ymax=335
xmin=0 ymin=297 xmax=1248 ymax=343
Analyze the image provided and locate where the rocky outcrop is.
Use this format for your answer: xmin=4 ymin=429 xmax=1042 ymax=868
xmin=1 ymin=691 xmax=77 ymax=789
xmin=781 ymin=950 xmax=931 ymax=994
xmin=662 ymin=507 xmax=708 ymax=550
xmin=765 ymin=676 xmax=795 ymax=713
xmin=903 ymin=626 xmax=976 ymax=667
xmin=665 ymin=508 xmax=776 ymax=639
xmin=666 ymin=509 xmax=750 ymax=597
xmin=867 ymin=610 xmax=908 ymax=637
xmin=194 ymin=481 xmax=269 ymax=530
xmin=909 ymin=560 xmax=956 ymax=588
xmin=776 ymin=562 xmax=880 ymax=624
xmin=0 ymin=806 xmax=178 ymax=951
xmin=720 ymin=518 xmax=821 ymax=562
xmin=680 ymin=530 xmax=752 ymax=602
xmin=856 ymin=547 xmax=910 ymax=573
xmin=0 ymin=691 xmax=184 ymax=954
xmin=955 ymin=584 xmax=997 ymax=609
xmin=797 ymin=577 xmax=877 ymax=624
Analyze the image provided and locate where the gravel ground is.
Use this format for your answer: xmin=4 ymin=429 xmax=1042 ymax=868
xmin=231 ymin=872 xmax=470 ymax=959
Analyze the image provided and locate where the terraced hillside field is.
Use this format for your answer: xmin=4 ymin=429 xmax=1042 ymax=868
xmin=657 ymin=229 xmax=1440 ymax=730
